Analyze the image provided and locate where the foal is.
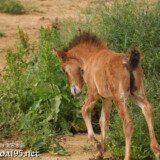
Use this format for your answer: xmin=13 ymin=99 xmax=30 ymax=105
xmin=53 ymin=31 xmax=160 ymax=160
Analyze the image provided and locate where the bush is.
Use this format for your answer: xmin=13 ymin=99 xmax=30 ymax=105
xmin=0 ymin=31 xmax=6 ymax=37
xmin=0 ymin=26 xmax=87 ymax=152
xmin=0 ymin=0 xmax=25 ymax=14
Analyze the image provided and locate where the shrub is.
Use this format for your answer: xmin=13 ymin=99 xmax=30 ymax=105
xmin=0 ymin=31 xmax=6 ymax=37
xmin=0 ymin=0 xmax=25 ymax=14
xmin=0 ymin=26 xmax=86 ymax=152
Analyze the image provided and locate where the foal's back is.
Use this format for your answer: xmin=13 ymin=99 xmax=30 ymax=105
xmin=84 ymin=48 xmax=142 ymax=99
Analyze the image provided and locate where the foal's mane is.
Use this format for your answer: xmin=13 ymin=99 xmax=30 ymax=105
xmin=62 ymin=31 xmax=107 ymax=52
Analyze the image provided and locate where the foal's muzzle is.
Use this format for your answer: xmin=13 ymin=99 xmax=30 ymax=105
xmin=71 ymin=85 xmax=82 ymax=96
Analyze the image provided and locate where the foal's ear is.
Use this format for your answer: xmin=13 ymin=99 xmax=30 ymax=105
xmin=53 ymin=48 xmax=66 ymax=61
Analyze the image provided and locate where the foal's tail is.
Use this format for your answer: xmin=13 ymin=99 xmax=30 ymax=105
xmin=124 ymin=47 xmax=141 ymax=71
xmin=123 ymin=47 xmax=142 ymax=95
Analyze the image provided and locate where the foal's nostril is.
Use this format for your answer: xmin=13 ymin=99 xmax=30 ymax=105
xmin=74 ymin=87 xmax=76 ymax=95
xmin=71 ymin=85 xmax=82 ymax=96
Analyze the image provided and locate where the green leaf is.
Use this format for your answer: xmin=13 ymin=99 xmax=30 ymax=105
xmin=49 ymin=140 xmax=68 ymax=155
xmin=32 ymin=140 xmax=47 ymax=151
xmin=54 ymin=95 xmax=61 ymax=122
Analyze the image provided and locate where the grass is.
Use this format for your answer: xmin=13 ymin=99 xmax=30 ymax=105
xmin=0 ymin=0 xmax=160 ymax=159
xmin=0 ymin=0 xmax=25 ymax=14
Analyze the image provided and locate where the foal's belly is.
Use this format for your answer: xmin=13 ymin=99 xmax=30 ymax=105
xmin=93 ymin=72 xmax=112 ymax=98
xmin=97 ymin=85 xmax=112 ymax=98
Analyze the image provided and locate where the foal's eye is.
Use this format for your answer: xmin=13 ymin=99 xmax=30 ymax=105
xmin=81 ymin=69 xmax=84 ymax=75
xmin=63 ymin=68 xmax=67 ymax=73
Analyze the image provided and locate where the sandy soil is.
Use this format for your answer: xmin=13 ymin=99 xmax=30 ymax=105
xmin=0 ymin=0 xmax=94 ymax=72
xmin=0 ymin=133 xmax=112 ymax=160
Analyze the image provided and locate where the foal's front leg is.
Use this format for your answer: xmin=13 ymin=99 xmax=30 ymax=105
xmin=81 ymin=91 xmax=101 ymax=150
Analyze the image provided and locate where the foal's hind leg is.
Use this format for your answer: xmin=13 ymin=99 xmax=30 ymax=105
xmin=81 ymin=91 xmax=101 ymax=150
xmin=112 ymin=94 xmax=133 ymax=160
xmin=132 ymin=94 xmax=160 ymax=159
xmin=99 ymin=97 xmax=112 ymax=152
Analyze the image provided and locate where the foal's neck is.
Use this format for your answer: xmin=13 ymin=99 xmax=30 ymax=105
xmin=68 ymin=44 xmax=105 ymax=69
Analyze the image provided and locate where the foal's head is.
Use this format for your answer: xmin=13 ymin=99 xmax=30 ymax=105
xmin=53 ymin=31 xmax=107 ymax=96
xmin=53 ymin=48 xmax=84 ymax=96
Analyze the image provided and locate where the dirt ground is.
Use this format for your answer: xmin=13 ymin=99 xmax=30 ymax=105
xmin=0 ymin=133 xmax=112 ymax=160
xmin=0 ymin=0 xmax=96 ymax=72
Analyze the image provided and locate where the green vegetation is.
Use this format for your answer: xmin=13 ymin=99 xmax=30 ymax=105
xmin=0 ymin=0 xmax=25 ymax=14
xmin=0 ymin=31 xmax=6 ymax=37
xmin=0 ymin=0 xmax=160 ymax=159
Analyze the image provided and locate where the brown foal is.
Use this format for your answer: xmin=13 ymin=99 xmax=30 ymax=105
xmin=53 ymin=31 xmax=160 ymax=160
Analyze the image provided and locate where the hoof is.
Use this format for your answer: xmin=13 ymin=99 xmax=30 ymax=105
xmin=95 ymin=142 xmax=102 ymax=151
xmin=90 ymin=136 xmax=102 ymax=151
xmin=102 ymin=146 xmax=106 ymax=152
xmin=95 ymin=151 xmax=103 ymax=160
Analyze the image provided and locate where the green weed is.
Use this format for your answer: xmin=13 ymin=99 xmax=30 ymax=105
xmin=0 ymin=0 xmax=25 ymax=14
xmin=0 ymin=31 xmax=6 ymax=37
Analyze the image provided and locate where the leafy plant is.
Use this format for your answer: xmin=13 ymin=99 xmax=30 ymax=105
xmin=0 ymin=31 xmax=6 ymax=37
xmin=50 ymin=140 xmax=68 ymax=155
xmin=0 ymin=0 xmax=25 ymax=14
